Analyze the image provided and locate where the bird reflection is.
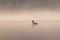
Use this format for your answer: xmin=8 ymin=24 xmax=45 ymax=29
xmin=32 ymin=20 xmax=38 ymax=30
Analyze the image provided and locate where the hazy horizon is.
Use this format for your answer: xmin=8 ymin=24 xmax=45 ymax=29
xmin=0 ymin=0 xmax=60 ymax=21
xmin=0 ymin=9 xmax=60 ymax=21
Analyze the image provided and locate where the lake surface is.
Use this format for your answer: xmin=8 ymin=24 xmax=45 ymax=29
xmin=0 ymin=20 xmax=60 ymax=40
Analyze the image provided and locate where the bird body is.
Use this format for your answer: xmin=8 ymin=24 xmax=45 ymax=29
xmin=32 ymin=20 xmax=38 ymax=24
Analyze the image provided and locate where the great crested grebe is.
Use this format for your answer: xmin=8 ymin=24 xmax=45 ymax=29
xmin=32 ymin=20 xmax=38 ymax=24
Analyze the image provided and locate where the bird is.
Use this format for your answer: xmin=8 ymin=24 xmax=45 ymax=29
xmin=32 ymin=20 xmax=38 ymax=24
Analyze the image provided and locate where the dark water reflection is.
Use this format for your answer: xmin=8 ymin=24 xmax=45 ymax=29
xmin=0 ymin=20 xmax=60 ymax=40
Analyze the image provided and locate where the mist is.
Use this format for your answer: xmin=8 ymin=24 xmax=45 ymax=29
xmin=0 ymin=10 xmax=60 ymax=21
xmin=0 ymin=0 xmax=60 ymax=21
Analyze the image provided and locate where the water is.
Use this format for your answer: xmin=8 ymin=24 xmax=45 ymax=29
xmin=0 ymin=20 xmax=60 ymax=40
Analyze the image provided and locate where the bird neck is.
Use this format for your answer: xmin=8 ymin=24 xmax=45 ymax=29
xmin=33 ymin=22 xmax=34 ymax=23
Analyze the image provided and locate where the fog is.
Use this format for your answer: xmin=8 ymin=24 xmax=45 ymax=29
xmin=0 ymin=9 xmax=60 ymax=21
xmin=0 ymin=0 xmax=60 ymax=40
xmin=0 ymin=0 xmax=60 ymax=21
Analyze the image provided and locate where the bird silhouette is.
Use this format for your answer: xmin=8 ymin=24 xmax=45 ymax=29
xmin=32 ymin=20 xmax=38 ymax=24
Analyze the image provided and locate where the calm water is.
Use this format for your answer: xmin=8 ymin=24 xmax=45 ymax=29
xmin=0 ymin=20 xmax=60 ymax=40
